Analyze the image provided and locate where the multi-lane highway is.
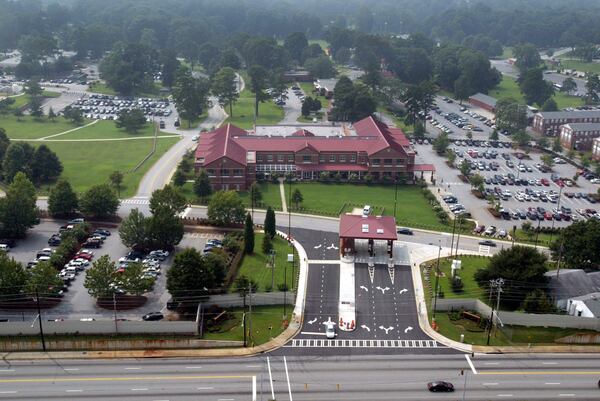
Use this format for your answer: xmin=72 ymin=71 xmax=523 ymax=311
xmin=2 ymin=354 xmax=600 ymax=400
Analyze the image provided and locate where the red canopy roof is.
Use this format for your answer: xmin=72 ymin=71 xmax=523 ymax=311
xmin=339 ymin=214 xmax=397 ymax=240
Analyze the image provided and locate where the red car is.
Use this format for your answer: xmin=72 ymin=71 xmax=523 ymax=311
xmin=540 ymin=178 xmax=550 ymax=186
xmin=544 ymin=211 xmax=553 ymax=220
xmin=74 ymin=253 xmax=93 ymax=260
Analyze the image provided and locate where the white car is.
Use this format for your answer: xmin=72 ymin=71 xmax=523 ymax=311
xmin=325 ymin=322 xmax=336 ymax=339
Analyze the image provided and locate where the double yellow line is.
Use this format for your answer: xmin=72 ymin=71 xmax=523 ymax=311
xmin=0 ymin=375 xmax=252 ymax=383
xmin=479 ymin=371 xmax=600 ymax=375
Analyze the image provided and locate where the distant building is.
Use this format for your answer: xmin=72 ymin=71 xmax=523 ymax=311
xmin=546 ymin=269 xmax=600 ymax=311
xmin=468 ymin=93 xmax=497 ymax=113
xmin=560 ymin=123 xmax=600 ymax=151
xmin=194 ymin=116 xmax=434 ymax=191
xmin=593 ymin=137 xmax=600 ymax=161
xmin=532 ymin=110 xmax=600 ymax=136
xmin=283 ymin=70 xmax=313 ymax=83
xmin=567 ymin=292 xmax=600 ymax=318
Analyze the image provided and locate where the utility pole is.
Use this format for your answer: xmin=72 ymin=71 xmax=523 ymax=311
xmin=288 ymin=175 xmax=292 ymax=240
xmin=449 ymin=216 xmax=457 ymax=257
xmin=35 ymin=289 xmax=46 ymax=352
xmin=556 ymin=238 xmax=565 ymax=280
xmin=248 ymin=285 xmax=253 ymax=347
xmin=393 ymin=178 xmax=398 ymax=218
xmin=113 ymin=293 xmax=118 ymax=334
xmin=251 ymin=184 xmax=254 ymax=221
xmin=432 ymin=240 xmax=442 ymax=319
xmin=242 ymin=288 xmax=247 ymax=347
xmin=486 ymin=278 xmax=504 ymax=345
xmin=283 ymin=260 xmax=288 ymax=319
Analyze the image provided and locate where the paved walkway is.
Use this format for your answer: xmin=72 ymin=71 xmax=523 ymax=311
xmin=39 ymin=119 xmax=99 ymax=140
xmin=279 ymin=178 xmax=288 ymax=213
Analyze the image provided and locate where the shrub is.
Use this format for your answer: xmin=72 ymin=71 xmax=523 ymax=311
xmin=450 ymin=276 xmax=464 ymax=292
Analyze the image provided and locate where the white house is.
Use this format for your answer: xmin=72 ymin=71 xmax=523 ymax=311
xmin=567 ymin=292 xmax=600 ymax=318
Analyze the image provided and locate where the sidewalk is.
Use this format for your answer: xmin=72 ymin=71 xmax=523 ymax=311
xmin=278 ymin=178 xmax=288 ymax=213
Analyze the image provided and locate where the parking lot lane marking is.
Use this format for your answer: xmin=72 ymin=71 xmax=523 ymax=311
xmin=465 ymin=354 xmax=478 ymax=374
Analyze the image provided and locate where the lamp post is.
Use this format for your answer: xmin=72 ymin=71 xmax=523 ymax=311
xmin=288 ymin=174 xmax=292 ymax=240
xmin=393 ymin=177 xmax=399 ymax=218
xmin=432 ymin=240 xmax=442 ymax=319
xmin=288 ymin=253 xmax=295 ymax=292
xmin=534 ymin=217 xmax=542 ymax=249
xmin=34 ymin=290 xmax=46 ymax=352
xmin=251 ymin=184 xmax=254 ymax=221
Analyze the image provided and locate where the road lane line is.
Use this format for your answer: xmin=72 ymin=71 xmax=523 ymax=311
xmin=197 ymin=387 xmax=214 ymax=390
xmin=483 ymin=383 xmax=499 ymax=386
xmin=0 ymin=391 xmax=17 ymax=394
xmin=185 ymin=366 xmax=203 ymax=369
xmin=545 ymin=383 xmax=561 ymax=385
xmin=484 ymin=362 xmax=499 ymax=365
xmin=542 ymin=362 xmax=558 ymax=365
xmin=0 ymin=370 xmax=14 ymax=372
xmin=0 ymin=375 xmax=251 ymax=383
xmin=64 ymin=368 xmax=79 ymax=371
xmin=559 ymin=394 xmax=575 ymax=397
xmin=267 ymin=357 xmax=275 ymax=401
xmin=497 ymin=394 xmax=513 ymax=397
xmin=131 ymin=388 xmax=148 ymax=391
xmin=465 ymin=354 xmax=478 ymax=374
xmin=252 ymin=375 xmax=257 ymax=401
xmin=125 ymin=367 xmax=141 ymax=370
xmin=480 ymin=371 xmax=600 ymax=375
xmin=66 ymin=389 xmax=83 ymax=392
xmin=217 ymin=399 xmax=234 ymax=401
xmin=284 ymin=356 xmax=293 ymax=401
xmin=246 ymin=365 xmax=260 ymax=368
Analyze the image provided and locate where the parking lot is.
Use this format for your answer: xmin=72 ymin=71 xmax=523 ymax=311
xmin=415 ymin=140 xmax=600 ymax=233
xmin=71 ymin=94 xmax=174 ymax=124
xmin=1 ymin=221 xmax=218 ymax=322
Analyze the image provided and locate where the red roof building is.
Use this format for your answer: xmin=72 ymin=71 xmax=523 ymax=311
xmin=194 ymin=116 xmax=434 ymax=190
xmin=339 ymin=214 xmax=397 ymax=257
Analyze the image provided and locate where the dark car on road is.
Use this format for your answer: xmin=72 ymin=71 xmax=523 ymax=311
xmin=397 ymin=228 xmax=414 ymax=235
xmin=427 ymin=381 xmax=454 ymax=392
xmin=142 ymin=312 xmax=164 ymax=321
xmin=479 ymin=240 xmax=496 ymax=247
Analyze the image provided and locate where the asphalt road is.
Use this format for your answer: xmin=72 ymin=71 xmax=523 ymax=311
xmin=3 ymin=354 xmax=600 ymax=400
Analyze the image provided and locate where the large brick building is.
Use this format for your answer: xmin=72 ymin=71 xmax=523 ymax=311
xmin=532 ymin=110 xmax=600 ymax=136
xmin=560 ymin=123 xmax=600 ymax=151
xmin=194 ymin=116 xmax=434 ymax=191
xmin=593 ymin=138 xmax=600 ymax=161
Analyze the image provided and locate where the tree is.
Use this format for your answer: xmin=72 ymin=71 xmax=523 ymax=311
xmin=519 ymin=67 xmax=554 ymax=106
xmin=453 ymin=74 xmax=473 ymax=105
xmin=160 ymin=49 xmax=180 ymax=87
xmin=284 ymin=32 xmax=308 ymax=64
xmin=26 ymin=262 xmax=62 ymax=295
xmin=48 ymin=107 xmax=57 ymax=121
xmin=244 ymin=213 xmax=255 ymax=254
xmin=29 ymin=96 xmax=43 ymax=118
xmin=402 ymin=81 xmax=436 ymax=127
xmin=167 ymin=248 xmax=218 ymax=297
xmin=495 ymin=98 xmax=528 ymax=134
xmin=247 ymin=65 xmax=270 ymax=119
xmin=211 ymin=67 xmax=239 ymax=117
xmin=489 ymin=129 xmax=499 ymax=142
xmin=553 ymin=137 xmax=563 ymax=153
xmin=119 ymin=208 xmax=148 ymax=251
xmin=62 ymin=106 xmax=84 ymax=125
xmin=149 ymin=185 xmax=187 ymax=216
xmin=146 ymin=208 xmax=184 ymax=250
xmin=249 ymin=182 xmax=262 ymax=206
xmin=264 ymin=206 xmax=276 ymax=239
xmin=172 ymin=66 xmax=210 ymax=128
xmin=447 ymin=149 xmax=457 ymax=166
xmin=469 ymin=174 xmax=484 ymax=191
xmin=514 ymin=43 xmax=542 ymax=73
xmin=79 ymin=184 xmax=120 ymax=218
xmin=173 ymin=168 xmax=186 ymax=187
xmin=30 ymin=144 xmax=62 ymax=184
xmin=541 ymin=154 xmax=555 ymax=169
xmin=109 ymin=170 xmax=124 ymax=197
xmin=561 ymin=77 xmax=577 ymax=94
xmin=474 ymin=246 xmax=548 ymax=310
xmin=48 ymin=180 xmax=78 ymax=217
xmin=291 ymin=188 xmax=304 ymax=209
xmin=459 ymin=159 xmax=471 ymax=177
xmin=541 ymin=98 xmax=558 ymax=112
xmin=120 ymin=262 xmax=154 ymax=296
xmin=523 ymin=289 xmax=555 ymax=314
xmin=433 ymin=133 xmax=450 ymax=155
xmin=234 ymin=274 xmax=258 ymax=294
xmin=586 ymin=73 xmax=600 ymax=104
xmin=551 ymin=220 xmax=600 ymax=270
xmin=207 ymin=190 xmax=245 ymax=226
xmin=0 ymin=253 xmax=28 ymax=297
xmin=261 ymin=231 xmax=273 ymax=254
xmin=2 ymin=142 xmax=34 ymax=183
xmin=304 ymin=56 xmax=336 ymax=79
xmin=116 ymin=109 xmax=147 ymax=134
xmin=217 ymin=48 xmax=242 ymax=70
xmin=512 ymin=130 xmax=531 ymax=147
xmin=84 ymin=255 xmax=117 ymax=298
xmin=193 ymin=170 xmax=212 ymax=203
xmin=0 ymin=172 xmax=37 ymax=239
xmin=99 ymin=43 xmax=156 ymax=95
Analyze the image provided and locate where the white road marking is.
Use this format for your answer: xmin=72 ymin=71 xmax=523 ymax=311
xmin=0 ymin=391 xmax=17 ymax=394
xmin=465 ymin=354 xmax=478 ymax=374
xmin=559 ymin=394 xmax=575 ymax=397
xmin=307 ymin=318 xmax=317 ymax=325
xmin=246 ymin=365 xmax=261 ymax=368
xmin=378 ymin=325 xmax=394 ymax=334
xmin=484 ymin=362 xmax=499 ymax=365
xmin=185 ymin=366 xmax=203 ymax=369
xmin=375 ymin=286 xmax=390 ymax=294
xmin=299 ymin=331 xmax=327 ymax=336
xmin=252 ymin=375 xmax=257 ymax=401
xmin=125 ymin=367 xmax=141 ymax=370
xmin=404 ymin=326 xmax=413 ymax=333
xmin=360 ymin=285 xmax=369 ymax=292
xmin=66 ymin=389 xmax=83 ymax=393
xmin=483 ymin=383 xmax=499 ymax=386
xmin=0 ymin=369 xmax=14 ymax=372
xmin=361 ymin=325 xmax=371 ymax=332
xmin=197 ymin=387 xmax=214 ymax=390
xmin=399 ymin=288 xmax=408 ymax=294
xmin=64 ymin=368 xmax=80 ymax=371
xmin=497 ymin=394 xmax=513 ymax=397
xmin=131 ymin=388 xmax=148 ymax=391
xmin=284 ymin=356 xmax=293 ymax=401
xmin=267 ymin=357 xmax=275 ymax=401
xmin=313 ymin=244 xmax=322 ymax=249
xmin=545 ymin=383 xmax=561 ymax=385
xmin=217 ymin=399 xmax=234 ymax=401
xmin=542 ymin=362 xmax=558 ymax=365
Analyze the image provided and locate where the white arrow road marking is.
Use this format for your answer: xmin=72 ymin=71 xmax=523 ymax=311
xmin=314 ymin=244 xmax=322 ymax=249
xmin=322 ymin=317 xmax=333 ymax=326
xmin=307 ymin=318 xmax=317 ymax=325
xmin=359 ymin=285 xmax=369 ymax=292
xmin=326 ymin=243 xmax=339 ymax=250
xmin=375 ymin=286 xmax=390 ymax=294
xmin=378 ymin=326 xmax=394 ymax=334
xmin=404 ymin=326 xmax=413 ymax=333
xmin=399 ymin=288 xmax=408 ymax=294
xmin=361 ymin=325 xmax=371 ymax=332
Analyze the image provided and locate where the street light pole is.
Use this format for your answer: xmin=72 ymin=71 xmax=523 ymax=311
xmin=432 ymin=240 xmax=442 ymax=319
xmin=288 ymin=175 xmax=292 ymax=240
xmin=393 ymin=178 xmax=398 ymax=218
xmin=35 ymin=289 xmax=46 ymax=352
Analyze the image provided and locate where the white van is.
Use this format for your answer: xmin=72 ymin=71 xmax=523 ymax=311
xmin=0 ymin=244 xmax=9 ymax=252
xmin=362 ymin=205 xmax=372 ymax=216
xmin=65 ymin=266 xmax=78 ymax=275
xmin=37 ymin=256 xmax=51 ymax=262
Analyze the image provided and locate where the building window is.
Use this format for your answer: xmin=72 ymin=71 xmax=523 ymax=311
xmin=257 ymin=154 xmax=263 ymax=162
xmin=302 ymin=155 xmax=311 ymax=163
xmin=372 ymin=158 xmax=380 ymax=166
xmin=396 ymin=158 xmax=405 ymax=165
xmin=233 ymin=169 xmax=243 ymax=177
xmin=288 ymin=155 xmax=294 ymax=162
xmin=351 ymin=154 xmax=356 ymax=163
xmin=329 ymin=155 xmax=336 ymax=162
xmin=221 ymin=169 xmax=230 ymax=177
xmin=340 ymin=155 xmax=346 ymax=162
xmin=207 ymin=169 xmax=216 ymax=177
xmin=267 ymin=155 xmax=273 ymax=162
xmin=277 ymin=154 xmax=284 ymax=162
xmin=319 ymin=155 xmax=325 ymax=163
xmin=384 ymin=158 xmax=393 ymax=166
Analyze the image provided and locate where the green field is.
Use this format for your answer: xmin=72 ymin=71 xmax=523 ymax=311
xmin=89 ymin=82 xmax=162 ymax=97
xmin=376 ymin=106 xmax=411 ymax=133
xmin=557 ymin=59 xmax=600 ymax=75
xmin=431 ymin=256 xmax=489 ymax=301
xmin=500 ymin=47 xmax=514 ymax=59
xmin=299 ymin=82 xmax=330 ymax=109
xmin=202 ymin=305 xmax=290 ymax=346
xmin=56 ymin=120 xmax=175 ymax=140
xmin=177 ymin=181 xmax=283 ymax=210
xmin=40 ymin=137 xmax=179 ymax=197
xmin=235 ymin=232 xmax=298 ymax=292
xmin=224 ymin=87 xmax=284 ymax=129
xmin=0 ymin=115 xmax=85 ymax=139
xmin=490 ymin=76 xmax=583 ymax=109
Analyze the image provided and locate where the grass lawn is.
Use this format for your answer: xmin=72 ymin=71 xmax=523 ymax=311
xmin=500 ymin=47 xmax=514 ymax=59
xmin=287 ymin=182 xmax=448 ymax=230
xmin=89 ymin=82 xmax=162 ymax=98
xmin=513 ymin=229 xmax=556 ymax=247
xmin=235 ymin=233 xmax=297 ymax=293
xmin=202 ymin=305 xmax=290 ymax=346
xmin=0 ymin=115 xmax=84 ymax=139
xmin=56 ymin=120 xmax=176 ymax=140
xmin=299 ymin=82 xmax=330 ymax=109
xmin=558 ymin=59 xmax=600 ymax=75
xmin=489 ymin=76 xmax=582 ymax=109
xmin=376 ymin=106 xmax=411 ymax=133
xmin=177 ymin=181 xmax=283 ymax=210
xmin=431 ymin=256 xmax=490 ymax=301
xmin=177 ymin=112 xmax=207 ymax=131
xmin=224 ymin=87 xmax=284 ymax=129
xmin=39 ymin=137 xmax=179 ymax=197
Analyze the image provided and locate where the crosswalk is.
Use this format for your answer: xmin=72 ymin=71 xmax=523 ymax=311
xmin=286 ymin=339 xmax=440 ymax=348
xmin=185 ymin=232 xmax=224 ymax=239
xmin=121 ymin=198 xmax=150 ymax=205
